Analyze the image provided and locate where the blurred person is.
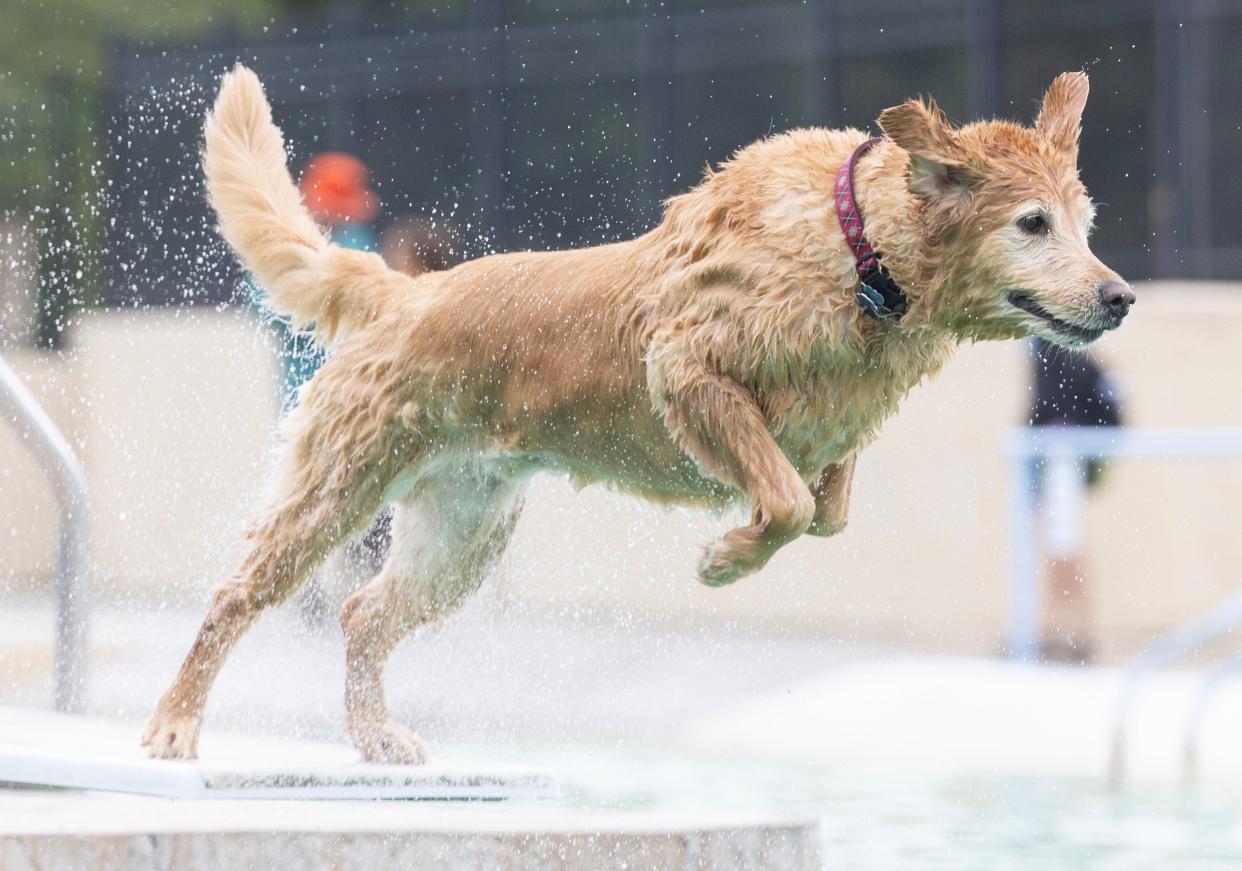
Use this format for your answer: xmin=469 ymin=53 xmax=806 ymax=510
xmin=1028 ymin=338 xmax=1123 ymax=665
xmin=379 ymin=214 xmax=458 ymax=277
xmin=260 ymin=152 xmax=379 ymax=402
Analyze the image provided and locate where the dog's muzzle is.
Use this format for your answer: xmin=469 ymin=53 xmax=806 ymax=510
xmin=1005 ymin=291 xmax=1108 ymax=344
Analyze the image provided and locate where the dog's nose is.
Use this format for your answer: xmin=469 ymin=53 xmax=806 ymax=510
xmin=1098 ymin=281 xmax=1135 ymax=319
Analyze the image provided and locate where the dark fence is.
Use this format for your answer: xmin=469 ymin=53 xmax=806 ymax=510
xmin=100 ymin=0 xmax=1237 ymax=307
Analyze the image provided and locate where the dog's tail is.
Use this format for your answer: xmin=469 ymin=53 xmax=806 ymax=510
xmin=204 ymin=64 xmax=404 ymax=343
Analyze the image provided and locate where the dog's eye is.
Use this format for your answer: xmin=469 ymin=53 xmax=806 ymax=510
xmin=1017 ymin=213 xmax=1048 ymax=235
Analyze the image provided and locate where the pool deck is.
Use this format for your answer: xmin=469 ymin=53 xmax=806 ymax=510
xmin=690 ymin=654 xmax=1242 ymax=787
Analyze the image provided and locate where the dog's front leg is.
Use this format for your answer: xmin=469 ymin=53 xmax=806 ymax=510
xmin=806 ymin=454 xmax=856 ymax=537
xmin=658 ymin=362 xmax=814 ymax=587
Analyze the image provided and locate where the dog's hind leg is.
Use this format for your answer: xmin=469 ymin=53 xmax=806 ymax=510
xmin=805 ymin=454 xmax=856 ymax=537
xmin=141 ymin=388 xmax=411 ymax=760
xmin=339 ymin=460 xmax=525 ymax=764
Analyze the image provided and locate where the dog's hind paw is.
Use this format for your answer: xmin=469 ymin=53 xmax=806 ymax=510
xmin=353 ymin=720 xmax=429 ymax=765
xmin=141 ymin=711 xmax=203 ymax=760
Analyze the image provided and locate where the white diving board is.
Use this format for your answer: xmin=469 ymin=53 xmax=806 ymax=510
xmin=0 ymin=706 xmax=556 ymax=801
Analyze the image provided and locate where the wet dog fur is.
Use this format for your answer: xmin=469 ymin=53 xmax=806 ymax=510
xmin=143 ymin=66 xmax=1132 ymax=763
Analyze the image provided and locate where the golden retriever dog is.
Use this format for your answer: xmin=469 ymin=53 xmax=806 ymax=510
xmin=143 ymin=65 xmax=1133 ymax=763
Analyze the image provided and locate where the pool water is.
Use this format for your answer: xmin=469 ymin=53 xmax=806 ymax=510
xmin=504 ymin=746 xmax=1242 ymax=870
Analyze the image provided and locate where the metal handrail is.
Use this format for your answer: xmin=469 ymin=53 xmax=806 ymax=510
xmin=1182 ymin=646 xmax=1242 ymax=784
xmin=0 ymin=352 xmax=89 ymax=712
xmin=1105 ymin=591 xmax=1242 ymax=786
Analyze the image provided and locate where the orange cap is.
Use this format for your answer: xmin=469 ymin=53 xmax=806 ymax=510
xmin=298 ymin=152 xmax=379 ymax=224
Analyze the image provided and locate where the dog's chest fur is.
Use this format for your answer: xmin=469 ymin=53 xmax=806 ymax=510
xmin=760 ymin=328 xmax=956 ymax=477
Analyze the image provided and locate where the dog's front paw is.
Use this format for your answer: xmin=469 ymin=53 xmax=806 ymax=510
xmin=697 ymin=541 xmax=748 ymax=587
xmin=141 ymin=709 xmax=203 ymax=760
xmin=353 ymin=719 xmax=429 ymax=765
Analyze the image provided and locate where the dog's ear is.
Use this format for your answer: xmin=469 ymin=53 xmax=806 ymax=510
xmin=877 ymin=98 xmax=978 ymax=202
xmin=1036 ymin=71 xmax=1089 ymax=158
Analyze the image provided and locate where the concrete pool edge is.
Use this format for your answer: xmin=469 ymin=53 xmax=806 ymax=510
xmin=0 ymin=790 xmax=821 ymax=870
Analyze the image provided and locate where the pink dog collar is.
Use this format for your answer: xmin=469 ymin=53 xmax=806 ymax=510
xmin=834 ymin=137 xmax=908 ymax=322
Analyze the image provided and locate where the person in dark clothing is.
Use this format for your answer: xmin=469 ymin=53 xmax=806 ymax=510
xmin=1030 ymin=339 xmax=1122 ymax=430
xmin=1028 ymin=337 xmax=1123 ymax=664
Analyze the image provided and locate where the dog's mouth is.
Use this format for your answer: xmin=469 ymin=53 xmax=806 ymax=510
xmin=1005 ymin=292 xmax=1104 ymax=345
